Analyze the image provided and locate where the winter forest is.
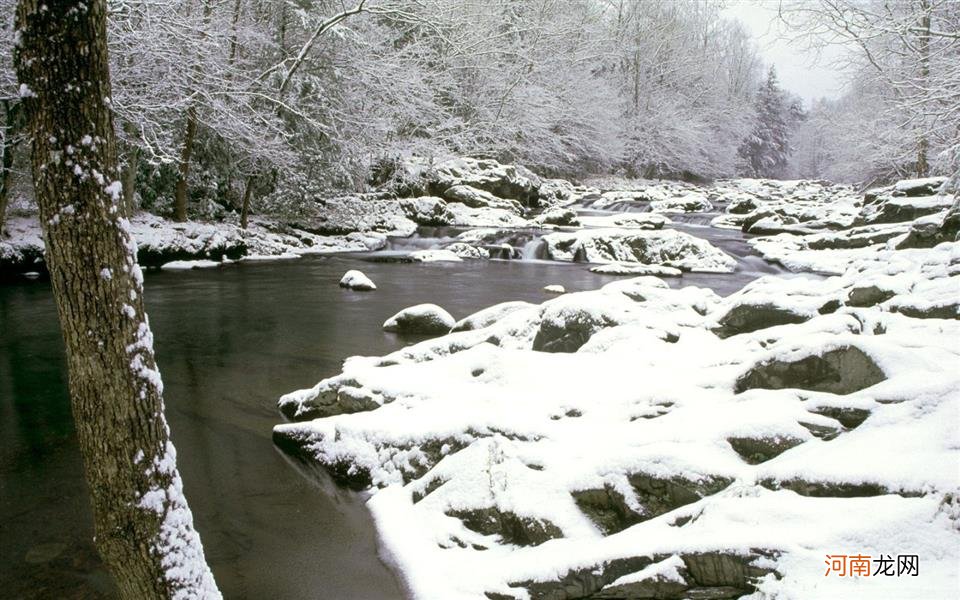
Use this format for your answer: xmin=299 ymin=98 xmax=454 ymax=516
xmin=1 ymin=1 xmax=958 ymax=599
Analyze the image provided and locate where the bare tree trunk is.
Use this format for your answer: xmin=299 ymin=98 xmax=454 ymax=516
xmin=916 ymin=0 xmax=931 ymax=178
xmin=121 ymin=144 xmax=139 ymax=217
xmin=173 ymin=106 xmax=197 ymax=222
xmin=0 ymin=99 xmax=21 ymax=235
xmin=240 ymin=174 xmax=255 ymax=229
xmin=14 ymin=1 xmax=221 ymax=598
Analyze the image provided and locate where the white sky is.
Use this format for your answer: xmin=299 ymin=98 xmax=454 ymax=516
xmin=720 ymin=0 xmax=846 ymax=105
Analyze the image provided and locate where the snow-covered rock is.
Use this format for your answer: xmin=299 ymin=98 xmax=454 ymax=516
xmin=160 ymin=259 xmax=222 ymax=271
xmin=274 ymin=251 xmax=960 ymax=598
xmin=590 ymin=262 xmax=682 ymax=277
xmin=533 ymin=207 xmax=579 ymax=226
xmin=542 ymin=284 xmax=566 ymax=294
xmin=450 ymin=301 xmax=536 ymax=333
xmin=430 ymin=157 xmax=543 ymax=207
xmin=578 ymin=213 xmax=669 ymax=230
xmin=408 ymin=249 xmax=463 ymax=263
xmin=542 ymin=228 xmax=737 ymax=273
xmin=382 ymin=303 xmax=456 ymax=335
xmin=339 ymin=270 xmax=377 ymax=291
xmin=442 ymin=185 xmax=524 ymax=214
xmin=649 ymin=192 xmax=713 ymax=213
xmin=443 ymin=243 xmax=490 ymax=260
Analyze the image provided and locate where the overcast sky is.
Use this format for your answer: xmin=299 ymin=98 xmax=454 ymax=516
xmin=720 ymin=0 xmax=846 ymax=105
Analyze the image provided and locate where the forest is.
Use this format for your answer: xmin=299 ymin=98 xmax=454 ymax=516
xmin=2 ymin=0 xmax=957 ymax=232
xmin=1 ymin=1 xmax=958 ymax=600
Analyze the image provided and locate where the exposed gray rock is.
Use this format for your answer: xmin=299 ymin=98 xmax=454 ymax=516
xmin=727 ymin=436 xmax=805 ymax=464
xmin=448 ymin=508 xmax=563 ymax=547
xmin=443 ymin=184 xmax=525 ymax=214
xmin=735 ymin=346 xmax=887 ymax=395
xmin=713 ymin=303 xmax=810 ymax=338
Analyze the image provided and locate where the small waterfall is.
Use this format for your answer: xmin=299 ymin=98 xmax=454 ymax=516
xmin=521 ymin=238 xmax=547 ymax=260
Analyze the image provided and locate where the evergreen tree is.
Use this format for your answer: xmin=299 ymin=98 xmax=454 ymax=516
xmin=739 ymin=66 xmax=792 ymax=178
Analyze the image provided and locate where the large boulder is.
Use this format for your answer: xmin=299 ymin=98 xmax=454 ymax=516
xmin=735 ymin=346 xmax=887 ymax=395
xmin=542 ymin=229 xmax=736 ymax=273
xmin=442 ymin=184 xmax=524 ymax=214
xmin=338 ymin=270 xmax=376 ymax=291
xmin=450 ymin=301 xmax=536 ymax=332
xmin=383 ymin=303 xmax=456 ymax=335
xmin=430 ymin=157 xmax=543 ymax=207
xmin=649 ymin=193 xmax=713 ymax=213
xmin=713 ymin=302 xmax=811 ymax=338
xmin=896 ymin=202 xmax=960 ymax=249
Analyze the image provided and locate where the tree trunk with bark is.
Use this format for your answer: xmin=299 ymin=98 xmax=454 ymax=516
xmin=240 ymin=174 xmax=255 ymax=229
xmin=14 ymin=1 xmax=221 ymax=598
xmin=0 ymin=99 xmax=21 ymax=235
xmin=916 ymin=1 xmax=931 ymax=178
xmin=173 ymin=106 xmax=197 ymax=222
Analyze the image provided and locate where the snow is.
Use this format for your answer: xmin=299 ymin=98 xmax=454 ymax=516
xmin=543 ymin=284 xmax=565 ymax=294
xmin=409 ymin=249 xmax=463 ymax=263
xmin=275 ymin=223 xmax=960 ymax=598
xmin=542 ymin=228 xmax=737 ymax=273
xmin=160 ymin=260 xmax=222 ymax=271
xmin=339 ymin=270 xmax=377 ymax=291
xmin=589 ymin=262 xmax=682 ymax=277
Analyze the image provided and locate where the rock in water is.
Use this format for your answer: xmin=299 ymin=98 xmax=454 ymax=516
xmin=383 ymin=303 xmax=455 ymax=335
xmin=590 ymin=262 xmax=682 ymax=277
xmin=339 ymin=269 xmax=376 ymax=291
xmin=543 ymin=284 xmax=566 ymax=294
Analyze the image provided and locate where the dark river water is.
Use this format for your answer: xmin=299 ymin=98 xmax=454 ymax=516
xmin=0 ymin=223 xmax=787 ymax=599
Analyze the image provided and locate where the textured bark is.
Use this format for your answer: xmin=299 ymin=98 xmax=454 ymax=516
xmin=173 ymin=106 xmax=197 ymax=222
xmin=120 ymin=123 xmax=140 ymax=218
xmin=0 ymin=99 xmax=21 ymax=234
xmin=14 ymin=1 xmax=220 ymax=598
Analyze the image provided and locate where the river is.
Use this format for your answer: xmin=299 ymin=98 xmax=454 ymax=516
xmin=0 ymin=221 xmax=788 ymax=599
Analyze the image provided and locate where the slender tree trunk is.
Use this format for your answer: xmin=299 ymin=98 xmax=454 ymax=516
xmin=121 ymin=144 xmax=139 ymax=217
xmin=14 ymin=2 xmax=221 ymax=598
xmin=916 ymin=0 xmax=931 ymax=177
xmin=240 ymin=174 xmax=255 ymax=229
xmin=173 ymin=106 xmax=197 ymax=222
xmin=0 ymin=99 xmax=21 ymax=235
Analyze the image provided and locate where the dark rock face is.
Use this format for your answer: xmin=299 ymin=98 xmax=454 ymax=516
xmin=506 ymin=550 xmax=778 ymax=600
xmin=573 ymin=474 xmax=733 ymax=535
xmin=137 ymin=240 xmax=247 ymax=268
xmin=890 ymin=303 xmax=960 ymax=320
xmin=808 ymin=406 xmax=871 ymax=429
xmin=846 ymin=285 xmax=896 ymax=308
xmin=896 ymin=203 xmax=960 ymax=249
xmin=447 ymin=508 xmax=563 ymax=547
xmin=727 ymin=436 xmax=805 ymax=464
xmin=806 ymin=225 xmax=908 ymax=250
xmin=759 ymin=478 xmax=902 ymax=498
xmin=735 ymin=346 xmax=887 ymax=395
xmin=714 ymin=303 xmax=810 ymax=338
xmin=533 ymin=310 xmax=619 ymax=353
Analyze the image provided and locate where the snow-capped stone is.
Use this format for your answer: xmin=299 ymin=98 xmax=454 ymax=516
xmin=649 ymin=192 xmax=713 ymax=213
xmin=444 ymin=242 xmax=490 ymax=259
xmin=382 ymin=303 xmax=456 ymax=335
xmin=408 ymin=249 xmax=463 ymax=263
xmin=534 ymin=207 xmax=580 ymax=226
xmin=578 ymin=213 xmax=669 ymax=230
xmin=590 ymin=262 xmax=682 ymax=277
xmin=542 ymin=228 xmax=737 ymax=273
xmin=339 ymin=270 xmax=376 ymax=291
xmin=442 ymin=184 xmax=524 ymax=214
xmin=430 ymin=157 xmax=543 ymax=207
xmin=160 ymin=259 xmax=222 ymax=271
xmin=543 ymin=284 xmax=566 ymax=294
xmin=893 ymin=176 xmax=947 ymax=197
xmin=451 ymin=301 xmax=537 ymax=333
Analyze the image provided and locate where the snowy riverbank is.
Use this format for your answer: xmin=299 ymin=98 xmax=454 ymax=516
xmin=273 ymin=173 xmax=959 ymax=599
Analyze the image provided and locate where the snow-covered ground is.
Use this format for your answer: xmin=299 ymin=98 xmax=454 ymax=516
xmin=273 ymin=174 xmax=959 ymax=600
